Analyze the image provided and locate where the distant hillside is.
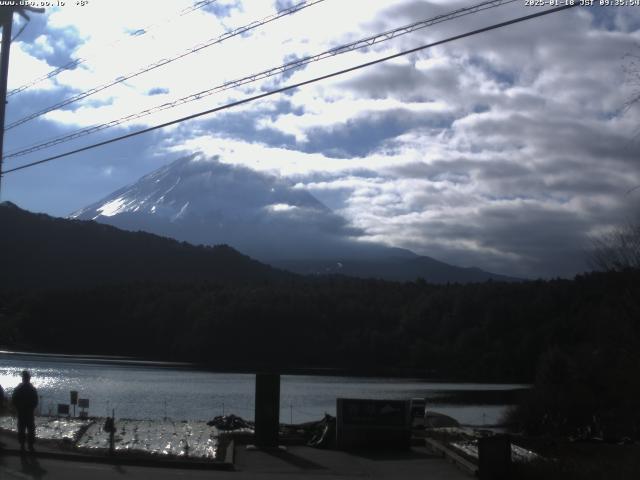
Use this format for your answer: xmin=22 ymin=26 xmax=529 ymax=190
xmin=71 ymin=155 xmax=519 ymax=283
xmin=0 ymin=202 xmax=289 ymax=289
xmin=274 ymin=255 xmax=518 ymax=283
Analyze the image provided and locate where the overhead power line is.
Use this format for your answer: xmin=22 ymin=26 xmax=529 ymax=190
xmin=2 ymin=4 xmax=579 ymax=176
xmin=6 ymin=0 xmax=220 ymax=98
xmin=178 ymin=0 xmax=219 ymax=17
xmin=5 ymin=0 xmax=326 ymax=131
xmin=4 ymin=0 xmax=518 ymax=160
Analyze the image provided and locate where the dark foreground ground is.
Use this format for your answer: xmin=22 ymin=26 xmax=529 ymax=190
xmin=4 ymin=420 xmax=639 ymax=479
xmin=0 ymin=428 xmax=471 ymax=480
xmin=0 ymin=447 xmax=473 ymax=480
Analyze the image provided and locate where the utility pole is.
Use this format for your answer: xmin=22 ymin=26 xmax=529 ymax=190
xmin=0 ymin=2 xmax=44 ymax=197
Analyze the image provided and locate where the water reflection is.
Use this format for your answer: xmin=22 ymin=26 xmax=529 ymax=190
xmin=0 ymin=351 xmax=523 ymax=425
xmin=0 ymin=368 xmax=62 ymax=391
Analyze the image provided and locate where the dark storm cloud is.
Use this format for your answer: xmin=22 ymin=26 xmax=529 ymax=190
xmin=301 ymin=108 xmax=453 ymax=158
xmin=342 ymin=62 xmax=461 ymax=101
xmin=458 ymin=205 xmax=605 ymax=278
xmin=389 ymin=158 xmax=529 ymax=184
xmin=368 ymin=200 xmax=599 ymax=279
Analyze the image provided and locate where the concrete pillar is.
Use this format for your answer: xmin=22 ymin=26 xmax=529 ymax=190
xmin=254 ymin=373 xmax=280 ymax=447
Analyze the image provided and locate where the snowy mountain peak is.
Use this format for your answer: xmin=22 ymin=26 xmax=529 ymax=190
xmin=71 ymin=156 xmax=358 ymax=260
xmin=71 ymin=156 xmax=329 ymax=223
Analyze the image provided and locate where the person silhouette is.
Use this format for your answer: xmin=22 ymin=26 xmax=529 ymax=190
xmin=12 ymin=370 xmax=39 ymax=452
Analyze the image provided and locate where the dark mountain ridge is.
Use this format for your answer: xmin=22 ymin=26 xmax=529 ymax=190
xmin=0 ymin=201 xmax=289 ymax=289
xmin=275 ymin=256 xmax=517 ymax=283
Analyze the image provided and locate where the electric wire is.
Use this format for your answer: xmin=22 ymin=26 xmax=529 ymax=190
xmin=2 ymin=4 xmax=579 ymax=176
xmin=4 ymin=0 xmax=518 ymax=160
xmin=10 ymin=20 xmax=28 ymax=43
xmin=6 ymin=0 xmax=220 ymax=98
xmin=177 ymin=0 xmax=219 ymax=18
xmin=4 ymin=0 xmax=327 ymax=131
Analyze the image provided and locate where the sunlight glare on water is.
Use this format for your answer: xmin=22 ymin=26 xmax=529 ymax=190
xmin=0 ymin=351 xmax=521 ymax=425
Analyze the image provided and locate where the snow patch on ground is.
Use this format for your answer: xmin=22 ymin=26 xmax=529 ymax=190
xmin=0 ymin=416 xmax=219 ymax=459
xmin=0 ymin=416 xmax=91 ymax=441
xmin=77 ymin=419 xmax=218 ymax=459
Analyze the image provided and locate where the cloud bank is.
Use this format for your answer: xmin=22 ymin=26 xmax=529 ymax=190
xmin=4 ymin=1 xmax=640 ymax=278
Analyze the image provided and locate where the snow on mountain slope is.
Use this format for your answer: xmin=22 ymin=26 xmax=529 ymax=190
xmin=71 ymin=155 xmax=517 ymax=282
xmin=71 ymin=155 xmax=367 ymax=261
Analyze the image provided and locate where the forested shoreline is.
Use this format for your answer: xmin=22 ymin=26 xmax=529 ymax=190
xmin=1 ymin=269 xmax=637 ymax=383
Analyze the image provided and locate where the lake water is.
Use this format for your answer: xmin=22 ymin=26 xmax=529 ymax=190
xmin=0 ymin=351 xmax=522 ymax=426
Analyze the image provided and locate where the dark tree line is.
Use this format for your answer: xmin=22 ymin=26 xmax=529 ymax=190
xmin=1 ymin=269 xmax=638 ymax=385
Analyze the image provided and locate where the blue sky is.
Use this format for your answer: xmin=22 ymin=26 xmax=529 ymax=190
xmin=2 ymin=0 xmax=640 ymax=278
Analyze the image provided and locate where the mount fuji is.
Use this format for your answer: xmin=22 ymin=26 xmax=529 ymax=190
xmin=71 ymin=156 xmax=516 ymax=283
